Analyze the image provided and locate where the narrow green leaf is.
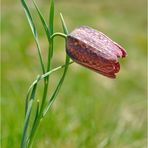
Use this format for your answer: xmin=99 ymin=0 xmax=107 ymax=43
xmin=49 ymin=0 xmax=54 ymax=34
xmin=28 ymin=100 xmax=40 ymax=143
xmin=21 ymin=0 xmax=45 ymax=73
xmin=60 ymin=13 xmax=70 ymax=67
xmin=22 ymin=74 xmax=41 ymax=147
xmin=48 ymin=0 xmax=55 ymax=59
xmin=43 ymin=76 xmax=64 ymax=116
xmin=36 ymin=100 xmax=40 ymax=118
xmin=32 ymin=0 xmax=50 ymax=40
xmin=25 ymin=75 xmax=40 ymax=115
xmin=21 ymin=0 xmax=36 ymax=37
xmin=21 ymin=99 xmax=33 ymax=148
xmin=60 ymin=13 xmax=68 ymax=34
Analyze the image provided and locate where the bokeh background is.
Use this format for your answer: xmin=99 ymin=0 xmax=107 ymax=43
xmin=1 ymin=0 xmax=147 ymax=147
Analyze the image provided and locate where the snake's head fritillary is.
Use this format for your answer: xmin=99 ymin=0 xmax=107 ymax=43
xmin=66 ymin=26 xmax=127 ymax=78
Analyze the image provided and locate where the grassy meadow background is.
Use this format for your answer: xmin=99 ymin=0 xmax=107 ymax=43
xmin=1 ymin=0 xmax=147 ymax=147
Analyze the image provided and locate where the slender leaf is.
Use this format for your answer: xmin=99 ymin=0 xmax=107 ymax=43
xmin=60 ymin=13 xmax=68 ymax=34
xmin=60 ymin=13 xmax=70 ymax=67
xmin=21 ymin=0 xmax=36 ymax=36
xmin=32 ymin=0 xmax=50 ymax=40
xmin=21 ymin=0 xmax=45 ymax=73
xmin=49 ymin=0 xmax=54 ymax=34
xmin=25 ymin=75 xmax=40 ymax=115
xmin=21 ymin=99 xmax=33 ymax=148
xmin=43 ymin=74 xmax=65 ymax=116
xmin=22 ymin=75 xmax=40 ymax=147
xmin=47 ymin=0 xmax=55 ymax=60
xmin=28 ymin=100 xmax=40 ymax=143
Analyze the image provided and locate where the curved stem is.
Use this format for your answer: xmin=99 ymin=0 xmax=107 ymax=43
xmin=28 ymin=61 xmax=73 ymax=92
xmin=40 ymin=32 xmax=67 ymax=116
xmin=50 ymin=32 xmax=67 ymax=40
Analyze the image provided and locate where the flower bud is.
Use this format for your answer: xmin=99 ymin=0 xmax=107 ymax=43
xmin=66 ymin=26 xmax=127 ymax=78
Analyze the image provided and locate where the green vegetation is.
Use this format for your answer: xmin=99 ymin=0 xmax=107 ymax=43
xmin=1 ymin=0 xmax=147 ymax=147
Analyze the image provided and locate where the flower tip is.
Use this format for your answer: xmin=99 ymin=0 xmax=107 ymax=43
xmin=113 ymin=42 xmax=127 ymax=58
xmin=120 ymin=47 xmax=127 ymax=58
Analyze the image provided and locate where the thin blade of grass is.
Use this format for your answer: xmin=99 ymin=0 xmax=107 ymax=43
xmin=25 ymin=75 xmax=40 ymax=115
xmin=35 ymin=100 xmax=40 ymax=118
xmin=60 ymin=13 xmax=68 ymax=34
xmin=21 ymin=99 xmax=33 ymax=148
xmin=21 ymin=0 xmax=36 ymax=37
xmin=59 ymin=13 xmax=70 ymax=67
xmin=22 ymin=76 xmax=40 ymax=147
xmin=48 ymin=0 xmax=54 ymax=59
xmin=27 ymin=100 xmax=40 ymax=144
xmin=21 ymin=0 xmax=45 ymax=73
xmin=43 ymin=72 xmax=66 ymax=116
xmin=32 ymin=0 xmax=50 ymax=40
xmin=49 ymin=0 xmax=54 ymax=35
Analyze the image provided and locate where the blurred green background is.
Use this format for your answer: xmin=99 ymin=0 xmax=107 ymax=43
xmin=1 ymin=0 xmax=147 ymax=147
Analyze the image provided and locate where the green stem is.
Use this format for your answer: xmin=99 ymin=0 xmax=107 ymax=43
xmin=40 ymin=41 xmax=53 ymax=113
xmin=39 ymin=32 xmax=67 ymax=116
xmin=28 ymin=43 xmax=53 ymax=148
xmin=27 ymin=83 xmax=48 ymax=147
xmin=39 ymin=39 xmax=53 ymax=118
xmin=27 ymin=61 xmax=73 ymax=96
xmin=27 ymin=117 xmax=41 ymax=147
xmin=50 ymin=32 xmax=67 ymax=40
xmin=43 ymin=55 xmax=70 ymax=117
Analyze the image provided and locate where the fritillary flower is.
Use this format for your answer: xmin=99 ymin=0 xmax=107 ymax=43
xmin=66 ymin=26 xmax=127 ymax=78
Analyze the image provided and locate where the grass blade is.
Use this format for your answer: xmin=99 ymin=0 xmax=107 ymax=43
xmin=60 ymin=12 xmax=70 ymax=67
xmin=49 ymin=0 xmax=54 ymax=34
xmin=32 ymin=0 xmax=50 ymax=40
xmin=21 ymin=99 xmax=33 ymax=148
xmin=21 ymin=0 xmax=36 ymax=37
xmin=43 ymin=74 xmax=66 ymax=116
xmin=60 ymin=13 xmax=68 ymax=34
xmin=21 ymin=0 xmax=45 ymax=73
xmin=25 ymin=75 xmax=40 ymax=115
xmin=27 ymin=100 xmax=40 ymax=144
xmin=21 ymin=75 xmax=40 ymax=147
xmin=48 ymin=0 xmax=55 ymax=60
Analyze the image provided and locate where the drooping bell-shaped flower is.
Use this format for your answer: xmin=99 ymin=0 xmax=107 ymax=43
xmin=66 ymin=26 xmax=127 ymax=78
